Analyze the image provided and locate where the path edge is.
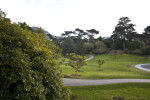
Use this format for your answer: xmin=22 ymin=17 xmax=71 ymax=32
xmin=135 ymin=63 xmax=150 ymax=71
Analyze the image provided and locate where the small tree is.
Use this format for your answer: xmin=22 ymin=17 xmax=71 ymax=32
xmin=66 ymin=53 xmax=86 ymax=77
xmin=97 ymin=59 xmax=105 ymax=71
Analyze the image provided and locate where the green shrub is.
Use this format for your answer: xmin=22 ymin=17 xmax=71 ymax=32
xmin=127 ymin=40 xmax=145 ymax=50
xmin=66 ymin=53 xmax=86 ymax=77
xmin=0 ymin=10 xmax=70 ymax=100
xmin=109 ymin=50 xmax=124 ymax=55
xmin=141 ymin=47 xmax=150 ymax=55
xmin=93 ymin=41 xmax=108 ymax=54
xmin=129 ymin=49 xmax=142 ymax=55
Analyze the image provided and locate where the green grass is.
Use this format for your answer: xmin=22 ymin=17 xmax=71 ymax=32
xmin=60 ymin=54 xmax=150 ymax=79
xmin=58 ymin=55 xmax=89 ymax=62
xmin=70 ymin=83 xmax=150 ymax=100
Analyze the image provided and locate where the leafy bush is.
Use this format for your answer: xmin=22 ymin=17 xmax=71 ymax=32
xmin=85 ymin=43 xmax=94 ymax=54
xmin=97 ymin=59 xmax=105 ymax=71
xmin=0 ymin=10 xmax=70 ymax=100
xmin=141 ymin=47 xmax=150 ymax=55
xmin=93 ymin=41 xmax=108 ymax=54
xmin=66 ymin=53 xmax=86 ymax=76
xmin=109 ymin=50 xmax=124 ymax=55
xmin=61 ymin=37 xmax=76 ymax=54
xmin=129 ymin=49 xmax=142 ymax=55
xmin=127 ymin=40 xmax=145 ymax=50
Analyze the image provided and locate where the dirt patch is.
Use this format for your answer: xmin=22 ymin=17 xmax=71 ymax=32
xmin=112 ymin=96 xmax=124 ymax=100
xmin=97 ymin=69 xmax=103 ymax=71
xmin=120 ymin=64 xmax=132 ymax=67
xmin=71 ymin=74 xmax=81 ymax=77
xmin=125 ymin=64 xmax=132 ymax=67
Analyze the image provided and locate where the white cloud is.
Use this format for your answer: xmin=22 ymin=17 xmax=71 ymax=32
xmin=0 ymin=0 xmax=150 ymax=37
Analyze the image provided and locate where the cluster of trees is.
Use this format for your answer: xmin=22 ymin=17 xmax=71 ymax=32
xmin=0 ymin=10 xmax=70 ymax=100
xmin=50 ymin=16 xmax=150 ymax=55
xmin=65 ymin=53 xmax=105 ymax=77
xmin=103 ymin=17 xmax=150 ymax=55
xmin=56 ymin=28 xmax=108 ymax=55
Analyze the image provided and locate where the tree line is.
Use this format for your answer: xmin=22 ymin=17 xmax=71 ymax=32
xmin=49 ymin=17 xmax=150 ymax=55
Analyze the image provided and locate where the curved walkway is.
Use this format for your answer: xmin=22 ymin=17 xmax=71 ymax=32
xmin=135 ymin=57 xmax=150 ymax=71
xmin=63 ymin=78 xmax=150 ymax=86
xmin=64 ymin=54 xmax=94 ymax=63
xmin=85 ymin=55 xmax=94 ymax=61
xmin=135 ymin=64 xmax=150 ymax=71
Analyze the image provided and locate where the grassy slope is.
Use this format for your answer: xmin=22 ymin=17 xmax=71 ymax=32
xmin=71 ymin=83 xmax=150 ymax=100
xmin=60 ymin=54 xmax=150 ymax=79
xmin=58 ymin=55 xmax=89 ymax=62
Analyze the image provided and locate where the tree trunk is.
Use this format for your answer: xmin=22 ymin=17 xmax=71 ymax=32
xmin=123 ymin=43 xmax=126 ymax=51
xmin=99 ymin=65 xmax=101 ymax=70
xmin=75 ymin=70 xmax=77 ymax=77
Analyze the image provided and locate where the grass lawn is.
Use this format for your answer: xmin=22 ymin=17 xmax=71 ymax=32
xmin=57 ymin=55 xmax=89 ymax=62
xmin=70 ymin=83 xmax=150 ymax=100
xmin=60 ymin=54 xmax=150 ymax=79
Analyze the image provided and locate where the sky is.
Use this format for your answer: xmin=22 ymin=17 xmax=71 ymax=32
xmin=1 ymin=0 xmax=150 ymax=37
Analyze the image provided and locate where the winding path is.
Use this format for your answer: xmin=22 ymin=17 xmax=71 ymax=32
xmin=135 ymin=64 xmax=150 ymax=71
xmin=85 ymin=55 xmax=94 ymax=61
xmin=62 ymin=55 xmax=150 ymax=86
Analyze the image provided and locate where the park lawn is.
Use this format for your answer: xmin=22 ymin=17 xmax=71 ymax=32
xmin=60 ymin=54 xmax=150 ymax=79
xmin=70 ymin=83 xmax=150 ymax=100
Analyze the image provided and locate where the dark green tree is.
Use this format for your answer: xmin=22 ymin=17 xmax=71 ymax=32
xmin=61 ymin=28 xmax=100 ymax=55
xmin=75 ymin=38 xmax=85 ymax=55
xmin=93 ymin=41 xmax=108 ymax=54
xmin=61 ymin=37 xmax=76 ymax=54
xmin=112 ymin=17 xmax=137 ymax=50
xmin=86 ymin=29 xmax=99 ymax=43
xmin=127 ymin=40 xmax=145 ymax=50
xmin=97 ymin=60 xmax=105 ymax=71
xmin=102 ymin=37 xmax=113 ymax=49
xmin=143 ymin=26 xmax=150 ymax=47
xmin=19 ymin=22 xmax=33 ymax=31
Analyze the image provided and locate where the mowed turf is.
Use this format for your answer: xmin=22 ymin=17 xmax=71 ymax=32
xmin=60 ymin=54 xmax=150 ymax=79
xmin=70 ymin=83 xmax=150 ymax=100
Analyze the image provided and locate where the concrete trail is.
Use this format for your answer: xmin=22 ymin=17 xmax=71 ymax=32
xmin=135 ymin=57 xmax=150 ymax=71
xmin=64 ymin=54 xmax=94 ymax=63
xmin=135 ymin=64 xmax=150 ymax=71
xmin=85 ymin=55 xmax=94 ymax=61
xmin=62 ymin=78 xmax=150 ymax=86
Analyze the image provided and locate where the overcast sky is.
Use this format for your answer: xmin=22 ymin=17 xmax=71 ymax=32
xmin=1 ymin=0 xmax=150 ymax=37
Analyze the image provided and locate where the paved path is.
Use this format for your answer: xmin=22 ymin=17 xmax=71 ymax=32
xmin=135 ymin=57 xmax=150 ymax=71
xmin=85 ymin=55 xmax=94 ymax=61
xmin=64 ymin=54 xmax=94 ymax=63
xmin=63 ymin=78 xmax=150 ymax=86
xmin=135 ymin=64 xmax=150 ymax=71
